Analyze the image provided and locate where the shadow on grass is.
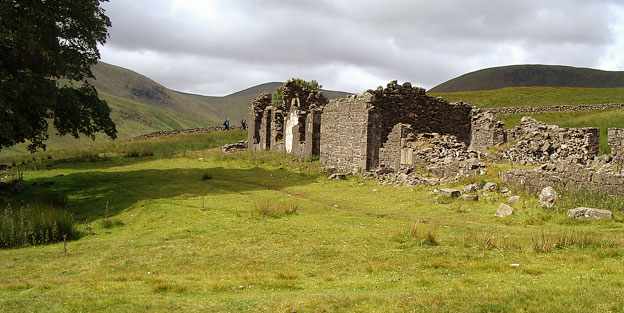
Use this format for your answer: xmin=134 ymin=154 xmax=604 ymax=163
xmin=14 ymin=166 xmax=316 ymax=221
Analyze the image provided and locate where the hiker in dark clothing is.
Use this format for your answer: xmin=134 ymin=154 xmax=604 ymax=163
xmin=223 ymin=118 xmax=230 ymax=130
xmin=241 ymin=118 xmax=247 ymax=130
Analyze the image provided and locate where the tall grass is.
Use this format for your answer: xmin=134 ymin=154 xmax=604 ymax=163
xmin=251 ymin=201 xmax=298 ymax=218
xmin=0 ymin=194 xmax=78 ymax=248
xmin=557 ymin=190 xmax=624 ymax=212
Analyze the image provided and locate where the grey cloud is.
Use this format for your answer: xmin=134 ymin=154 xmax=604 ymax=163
xmin=100 ymin=0 xmax=624 ymax=95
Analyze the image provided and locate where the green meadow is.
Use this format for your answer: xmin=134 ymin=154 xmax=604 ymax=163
xmin=2 ymin=131 xmax=624 ymax=312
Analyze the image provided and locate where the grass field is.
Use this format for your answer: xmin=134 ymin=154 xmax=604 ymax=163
xmin=430 ymin=86 xmax=624 ymax=108
xmin=2 ymin=132 xmax=624 ymax=312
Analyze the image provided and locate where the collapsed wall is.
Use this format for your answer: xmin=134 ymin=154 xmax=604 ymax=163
xmin=378 ymin=123 xmax=484 ymax=179
xmin=499 ymin=117 xmax=599 ymax=165
xmin=320 ymin=81 xmax=474 ymax=172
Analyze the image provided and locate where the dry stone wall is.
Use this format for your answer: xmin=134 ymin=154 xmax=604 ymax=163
xmin=489 ymin=103 xmax=624 ymax=114
xmin=500 ymin=162 xmax=624 ymax=195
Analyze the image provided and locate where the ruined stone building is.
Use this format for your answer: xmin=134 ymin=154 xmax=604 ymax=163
xmin=249 ymin=80 xmax=500 ymax=173
xmin=247 ymin=80 xmax=327 ymax=158
xmin=247 ymin=80 xmax=623 ymax=187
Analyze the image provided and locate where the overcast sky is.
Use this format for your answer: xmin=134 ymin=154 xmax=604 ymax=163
xmin=99 ymin=0 xmax=624 ymax=96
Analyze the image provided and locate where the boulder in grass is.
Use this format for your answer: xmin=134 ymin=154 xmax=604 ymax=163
xmin=567 ymin=207 xmax=613 ymax=219
xmin=463 ymin=184 xmax=478 ymax=194
xmin=328 ymin=173 xmax=347 ymax=180
xmin=538 ymin=186 xmax=559 ymax=208
xmin=482 ymin=182 xmax=498 ymax=192
xmin=440 ymin=188 xmax=460 ymax=197
xmin=507 ymin=195 xmax=520 ymax=203
xmin=495 ymin=203 xmax=514 ymax=217
xmin=461 ymin=194 xmax=479 ymax=201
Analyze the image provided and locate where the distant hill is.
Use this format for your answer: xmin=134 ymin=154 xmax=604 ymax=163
xmin=429 ymin=65 xmax=624 ymax=93
xmin=1 ymin=62 xmax=352 ymax=154
xmin=90 ymin=62 xmax=352 ymax=124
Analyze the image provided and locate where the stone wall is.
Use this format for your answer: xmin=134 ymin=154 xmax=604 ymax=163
xmin=608 ymin=128 xmax=624 ymax=164
xmin=320 ymin=95 xmax=374 ymax=171
xmin=368 ymin=81 xmax=473 ymax=146
xmin=489 ymin=103 xmax=624 ymax=114
xmin=248 ymin=92 xmax=272 ymax=151
xmin=500 ymin=117 xmax=599 ymax=165
xmin=500 ymin=163 xmax=624 ymax=195
xmin=304 ymin=109 xmax=322 ymax=158
xmin=378 ymin=123 xmax=414 ymax=170
xmin=470 ymin=110 xmax=505 ymax=151
xmin=320 ymin=81 xmax=475 ymax=171
xmin=247 ymin=82 xmax=327 ymax=157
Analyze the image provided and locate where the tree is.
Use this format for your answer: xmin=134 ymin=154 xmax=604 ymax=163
xmin=272 ymin=78 xmax=322 ymax=107
xmin=0 ymin=0 xmax=117 ymax=152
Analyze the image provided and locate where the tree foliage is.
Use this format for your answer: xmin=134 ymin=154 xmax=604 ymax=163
xmin=272 ymin=78 xmax=322 ymax=107
xmin=0 ymin=0 xmax=117 ymax=152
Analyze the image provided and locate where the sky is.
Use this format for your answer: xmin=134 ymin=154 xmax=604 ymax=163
xmin=99 ymin=0 xmax=624 ymax=96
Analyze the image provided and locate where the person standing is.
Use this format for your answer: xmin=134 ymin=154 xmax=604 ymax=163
xmin=241 ymin=118 xmax=247 ymax=130
xmin=223 ymin=118 xmax=230 ymax=130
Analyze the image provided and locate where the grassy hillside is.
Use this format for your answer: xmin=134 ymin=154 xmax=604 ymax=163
xmin=91 ymin=62 xmax=352 ymax=125
xmin=0 ymin=92 xmax=209 ymax=155
xmin=430 ymin=86 xmax=624 ymax=108
xmin=2 ymin=134 xmax=624 ymax=311
xmin=430 ymin=65 xmax=624 ymax=93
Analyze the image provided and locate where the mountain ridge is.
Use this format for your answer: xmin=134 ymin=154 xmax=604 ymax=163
xmin=430 ymin=64 xmax=624 ymax=93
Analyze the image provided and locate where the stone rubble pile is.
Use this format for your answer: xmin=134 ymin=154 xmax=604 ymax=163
xmin=363 ymin=132 xmax=486 ymax=186
xmin=498 ymin=117 xmax=599 ymax=165
xmin=221 ymin=140 xmax=248 ymax=153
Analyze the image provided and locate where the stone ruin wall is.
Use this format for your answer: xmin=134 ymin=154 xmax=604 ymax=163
xmin=248 ymin=80 xmax=624 ymax=192
xmin=319 ymin=95 xmax=374 ymax=171
xmin=470 ymin=110 xmax=506 ymax=151
xmin=320 ymin=81 xmax=475 ymax=172
xmin=608 ymin=128 xmax=624 ymax=165
xmin=500 ymin=127 xmax=624 ymax=194
xmin=248 ymin=82 xmax=327 ymax=158
xmin=500 ymin=163 xmax=624 ymax=195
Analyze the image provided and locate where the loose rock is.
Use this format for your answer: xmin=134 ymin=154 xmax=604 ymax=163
xmin=328 ymin=173 xmax=347 ymax=180
xmin=461 ymin=194 xmax=479 ymax=201
xmin=567 ymin=207 xmax=613 ymax=219
xmin=538 ymin=186 xmax=559 ymax=208
xmin=463 ymin=184 xmax=478 ymax=194
xmin=440 ymin=188 xmax=460 ymax=197
xmin=507 ymin=195 xmax=520 ymax=203
xmin=482 ymin=182 xmax=498 ymax=192
xmin=495 ymin=203 xmax=514 ymax=217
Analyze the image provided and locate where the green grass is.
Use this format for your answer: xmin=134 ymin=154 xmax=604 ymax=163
xmin=1 ymin=133 xmax=624 ymax=312
xmin=500 ymin=109 xmax=624 ymax=154
xmin=430 ymin=86 xmax=624 ymax=108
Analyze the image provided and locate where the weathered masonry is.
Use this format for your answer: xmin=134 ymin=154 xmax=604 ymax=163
xmin=249 ymin=80 xmax=504 ymax=172
xmin=320 ymin=81 xmax=474 ymax=171
xmin=248 ymin=81 xmax=328 ymax=158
